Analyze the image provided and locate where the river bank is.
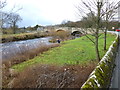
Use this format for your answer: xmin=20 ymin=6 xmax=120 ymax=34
xmin=0 ymin=43 xmax=59 ymax=88
xmin=1 ymin=30 xmax=72 ymax=43
xmin=1 ymin=32 xmax=49 ymax=43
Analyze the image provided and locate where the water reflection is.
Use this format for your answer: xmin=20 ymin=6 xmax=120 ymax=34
xmin=1 ymin=37 xmax=52 ymax=61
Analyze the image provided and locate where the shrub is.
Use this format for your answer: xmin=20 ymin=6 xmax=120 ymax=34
xmin=11 ymin=62 xmax=97 ymax=88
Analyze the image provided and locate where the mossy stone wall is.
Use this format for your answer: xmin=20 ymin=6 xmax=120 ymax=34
xmin=81 ymin=35 xmax=119 ymax=89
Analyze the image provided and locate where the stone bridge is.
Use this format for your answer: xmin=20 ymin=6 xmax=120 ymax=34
xmin=37 ymin=26 xmax=84 ymax=36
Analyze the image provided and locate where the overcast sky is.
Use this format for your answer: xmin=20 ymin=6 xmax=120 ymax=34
xmin=3 ymin=0 xmax=82 ymax=27
xmin=3 ymin=0 xmax=119 ymax=27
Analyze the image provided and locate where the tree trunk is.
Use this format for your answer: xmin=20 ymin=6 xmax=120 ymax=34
xmin=104 ymin=20 xmax=108 ymax=50
xmin=95 ymin=33 xmax=100 ymax=61
xmin=13 ymin=22 xmax=16 ymax=34
xmin=95 ymin=1 xmax=102 ymax=61
xmin=104 ymin=1 xmax=108 ymax=51
xmin=104 ymin=29 xmax=107 ymax=50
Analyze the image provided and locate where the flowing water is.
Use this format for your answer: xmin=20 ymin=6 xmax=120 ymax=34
xmin=1 ymin=37 xmax=52 ymax=61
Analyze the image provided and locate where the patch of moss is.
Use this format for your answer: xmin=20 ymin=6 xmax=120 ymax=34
xmin=112 ymin=41 xmax=117 ymax=48
xmin=89 ymin=78 xmax=99 ymax=88
xmin=100 ymin=62 xmax=110 ymax=74
xmin=105 ymin=54 xmax=113 ymax=62
xmin=81 ymin=82 xmax=93 ymax=88
xmin=94 ymin=68 xmax=105 ymax=87
xmin=107 ymin=53 xmax=116 ymax=65
xmin=96 ymin=61 xmax=113 ymax=87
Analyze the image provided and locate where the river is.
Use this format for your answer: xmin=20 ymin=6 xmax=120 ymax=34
xmin=1 ymin=37 xmax=52 ymax=61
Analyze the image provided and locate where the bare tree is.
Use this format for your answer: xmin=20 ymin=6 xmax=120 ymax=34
xmin=6 ymin=13 xmax=22 ymax=34
xmin=0 ymin=11 xmax=10 ymax=28
xmin=0 ymin=0 xmax=22 ymax=30
xmin=102 ymin=0 xmax=119 ymax=50
xmin=76 ymin=0 xmax=105 ymax=61
xmin=0 ymin=0 xmax=7 ymax=28
xmin=0 ymin=0 xmax=6 ymax=9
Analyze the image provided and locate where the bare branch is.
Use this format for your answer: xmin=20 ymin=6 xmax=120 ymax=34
xmin=0 ymin=0 xmax=7 ymax=9
xmin=98 ymin=33 xmax=103 ymax=38
xmin=85 ymin=34 xmax=95 ymax=44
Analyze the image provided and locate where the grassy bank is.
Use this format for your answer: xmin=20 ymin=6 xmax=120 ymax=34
xmin=1 ymin=32 xmax=49 ymax=43
xmin=12 ymin=33 xmax=116 ymax=71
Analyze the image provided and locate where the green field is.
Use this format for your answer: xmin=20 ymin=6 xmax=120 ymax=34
xmin=12 ymin=33 xmax=116 ymax=71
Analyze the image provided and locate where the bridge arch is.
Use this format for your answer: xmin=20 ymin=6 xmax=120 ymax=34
xmin=71 ymin=31 xmax=82 ymax=37
xmin=56 ymin=29 xmax=66 ymax=32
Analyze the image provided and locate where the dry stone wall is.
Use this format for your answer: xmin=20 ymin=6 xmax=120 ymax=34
xmin=81 ymin=35 xmax=119 ymax=89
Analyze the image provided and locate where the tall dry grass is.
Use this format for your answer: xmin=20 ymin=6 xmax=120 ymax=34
xmin=10 ymin=62 xmax=97 ymax=88
xmin=48 ymin=30 xmax=72 ymax=43
xmin=2 ymin=44 xmax=59 ymax=88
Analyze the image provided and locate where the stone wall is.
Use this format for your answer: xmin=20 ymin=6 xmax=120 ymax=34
xmin=81 ymin=35 xmax=119 ymax=88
